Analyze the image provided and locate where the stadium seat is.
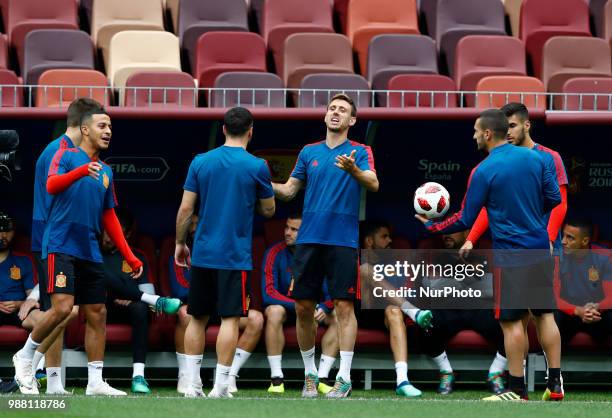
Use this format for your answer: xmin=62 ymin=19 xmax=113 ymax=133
xmin=556 ymin=77 xmax=612 ymax=111
xmin=541 ymin=36 xmax=611 ymax=92
xmin=166 ymin=0 xmax=180 ymax=33
xmin=420 ymin=0 xmax=439 ymax=38
xmin=0 ymin=325 xmax=29 ymax=347
xmin=298 ymin=73 xmax=372 ymax=108
xmin=107 ymin=30 xmax=181 ymax=91
xmin=520 ymin=0 xmax=591 ymax=78
xmin=178 ymin=0 xmax=249 ymax=72
xmin=209 ymin=71 xmax=285 ymax=108
xmin=0 ymin=0 xmax=7 ymax=31
xmin=6 ymin=0 xmax=79 ymax=70
xmin=35 ymin=69 xmax=111 ymax=108
xmin=194 ymin=31 xmax=266 ymax=88
xmin=0 ymin=34 xmax=8 ymax=69
xmin=282 ymin=33 xmax=354 ymax=89
xmin=22 ymin=29 xmax=95 ymax=86
xmin=435 ymin=0 xmax=506 ymax=75
xmin=504 ymin=0 xmax=522 ymax=37
xmin=475 ymin=75 xmax=546 ymax=110
xmin=590 ymin=0 xmax=608 ymax=39
xmin=367 ymin=35 xmax=438 ymax=105
xmin=91 ymin=0 xmax=165 ymax=67
xmin=124 ymin=71 xmax=197 ymax=108
xmin=386 ymin=74 xmax=458 ymax=108
xmin=605 ymin=1 xmax=612 ymax=45
xmin=0 ymin=69 xmax=23 ymax=107
xmin=346 ymin=0 xmax=420 ymax=74
xmin=263 ymin=0 xmax=334 ymax=73
xmin=157 ymin=236 xmax=175 ymax=299
xmin=334 ymin=0 xmax=350 ymax=33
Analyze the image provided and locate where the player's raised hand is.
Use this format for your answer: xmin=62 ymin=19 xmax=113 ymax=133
xmin=335 ymin=149 xmax=357 ymax=173
xmin=175 ymin=243 xmax=191 ymax=268
xmin=459 ymin=240 xmax=474 ymax=260
xmin=130 ymin=265 xmax=143 ymax=279
xmin=414 ymin=214 xmax=429 ymax=224
xmin=88 ymin=162 xmax=102 ymax=180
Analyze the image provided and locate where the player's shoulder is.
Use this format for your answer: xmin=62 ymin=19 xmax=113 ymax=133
xmin=348 ymin=140 xmax=371 ymax=151
xmin=534 ymin=143 xmax=560 ymax=158
xmin=264 ymin=241 xmax=287 ymax=257
xmin=300 ymin=140 xmax=325 ymax=153
xmin=10 ymin=251 xmax=35 ymax=267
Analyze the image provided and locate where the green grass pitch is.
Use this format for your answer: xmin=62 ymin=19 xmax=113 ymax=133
xmin=2 ymin=387 xmax=611 ymax=418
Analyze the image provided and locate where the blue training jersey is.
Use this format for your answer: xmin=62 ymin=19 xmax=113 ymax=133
xmin=184 ymin=145 xmax=274 ymax=270
xmin=426 ymin=143 xmax=561 ymax=250
xmin=0 ymin=251 xmax=36 ymax=301
xmin=168 ymin=255 xmax=191 ymax=302
xmin=560 ymin=248 xmax=611 ymax=306
xmin=32 ymin=135 xmax=76 ymax=252
xmin=42 ymin=148 xmax=117 ymax=263
xmin=291 ymin=139 xmax=375 ymax=248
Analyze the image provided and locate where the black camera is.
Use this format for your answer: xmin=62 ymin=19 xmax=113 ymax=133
xmin=0 ymin=130 xmax=20 ymax=181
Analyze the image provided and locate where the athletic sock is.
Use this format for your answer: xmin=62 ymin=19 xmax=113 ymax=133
xmin=19 ymin=335 xmax=40 ymax=360
xmin=176 ymin=352 xmax=187 ymax=379
xmin=46 ymin=367 xmax=64 ymax=393
xmin=140 ymin=293 xmax=160 ymax=306
xmin=87 ymin=361 xmax=104 ymax=387
xmin=509 ymin=374 xmax=526 ymax=398
xmin=547 ymin=368 xmax=561 ymax=390
xmin=214 ymin=364 xmax=231 ymax=389
xmin=318 ymin=354 xmax=336 ymax=379
xmin=229 ymin=348 xmax=251 ymax=377
xmin=336 ymin=351 xmax=354 ymax=383
xmin=300 ymin=347 xmax=317 ymax=376
xmin=488 ymin=352 xmax=507 ymax=375
xmin=267 ymin=355 xmax=283 ymax=379
xmin=31 ymin=351 xmax=44 ymax=374
xmin=395 ymin=361 xmax=409 ymax=386
xmin=432 ymin=352 xmax=453 ymax=373
xmin=132 ymin=362 xmax=145 ymax=378
xmin=185 ymin=354 xmax=203 ymax=387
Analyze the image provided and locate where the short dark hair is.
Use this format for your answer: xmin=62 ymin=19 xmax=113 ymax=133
xmin=223 ymin=107 xmax=253 ymax=137
xmin=80 ymin=109 xmax=110 ymax=127
xmin=360 ymin=220 xmax=391 ymax=247
xmin=501 ymin=102 xmax=530 ymax=122
xmin=288 ymin=212 xmax=302 ymax=221
xmin=66 ymin=98 xmax=104 ymax=127
xmin=115 ymin=207 xmax=135 ymax=233
xmin=0 ymin=211 xmax=14 ymax=232
xmin=328 ymin=93 xmax=356 ymax=117
xmin=478 ymin=109 xmax=509 ymax=140
xmin=565 ymin=218 xmax=593 ymax=239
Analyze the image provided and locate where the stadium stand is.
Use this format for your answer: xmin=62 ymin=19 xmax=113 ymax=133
xmin=22 ymin=29 xmax=94 ymax=86
xmin=0 ymin=68 xmax=22 ymax=107
xmin=605 ymin=1 xmax=612 ymax=46
xmin=35 ymin=69 xmax=111 ymax=108
xmin=178 ymin=0 xmax=249 ymax=73
xmin=166 ymin=0 xmax=180 ymax=33
xmin=298 ymin=73 xmax=372 ymax=108
xmin=503 ymin=0 xmax=522 ymax=37
xmin=520 ymin=0 xmax=591 ymax=78
xmin=475 ymin=75 xmax=546 ymax=110
xmin=346 ymin=0 xmax=420 ymax=74
xmin=91 ymin=0 xmax=165 ymax=67
xmin=386 ymin=74 xmax=458 ymax=108
xmin=262 ymin=0 xmax=334 ymax=74
xmin=0 ymin=34 xmax=8 ymax=69
xmin=590 ymin=0 xmax=608 ymax=39
xmin=557 ymin=77 xmax=612 ymax=111
xmin=123 ymin=71 xmax=197 ymax=108
xmin=210 ymin=71 xmax=285 ymax=108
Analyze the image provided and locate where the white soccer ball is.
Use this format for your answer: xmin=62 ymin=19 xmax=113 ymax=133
xmin=413 ymin=182 xmax=450 ymax=219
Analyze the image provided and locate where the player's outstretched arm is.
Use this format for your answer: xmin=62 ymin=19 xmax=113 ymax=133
xmin=175 ymin=190 xmax=197 ymax=267
xmin=257 ymin=196 xmax=275 ymax=218
xmin=335 ymin=149 xmax=379 ymax=192
xmin=102 ymin=208 xmax=143 ymax=278
xmin=272 ymin=177 xmax=303 ymax=202
xmin=46 ymin=162 xmax=102 ymax=194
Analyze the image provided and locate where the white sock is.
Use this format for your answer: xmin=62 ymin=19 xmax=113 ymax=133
xmin=523 ymin=359 xmax=527 ymax=384
xmin=176 ymin=352 xmax=187 ymax=378
xmin=215 ymin=363 xmax=231 ymax=388
xmin=229 ymin=348 xmax=251 ymax=377
xmin=46 ymin=367 xmax=64 ymax=393
xmin=32 ymin=351 xmax=44 ymax=374
xmin=140 ymin=293 xmax=160 ymax=306
xmin=133 ymin=362 xmax=145 ymax=378
xmin=267 ymin=355 xmax=283 ymax=378
xmin=433 ymin=352 xmax=453 ymax=373
xmin=400 ymin=303 xmax=420 ymax=322
xmin=87 ymin=361 xmax=104 ymax=387
xmin=19 ymin=335 xmax=40 ymax=360
xmin=337 ymin=351 xmax=354 ymax=382
xmin=395 ymin=361 xmax=409 ymax=386
xmin=185 ymin=354 xmax=203 ymax=386
xmin=489 ymin=352 xmax=507 ymax=375
xmin=300 ymin=347 xmax=318 ymax=376
xmin=318 ymin=354 xmax=336 ymax=379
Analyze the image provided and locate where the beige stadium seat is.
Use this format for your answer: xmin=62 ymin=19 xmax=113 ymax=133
xmin=504 ymin=0 xmax=522 ymax=37
xmin=92 ymin=0 xmax=165 ymax=65
xmin=166 ymin=0 xmax=180 ymax=33
xmin=107 ymin=31 xmax=181 ymax=91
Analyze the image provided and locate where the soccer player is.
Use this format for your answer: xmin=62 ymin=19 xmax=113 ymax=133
xmin=262 ymin=214 xmax=338 ymax=394
xmin=101 ymin=208 xmax=181 ymax=394
xmin=358 ymin=220 xmax=427 ymax=397
xmin=555 ymin=219 xmax=612 ymax=343
xmin=13 ymin=110 xmax=144 ymax=396
xmin=416 ymin=109 xmax=562 ymax=401
xmin=175 ymin=107 xmax=275 ymax=398
xmin=272 ymin=94 xmax=379 ymax=398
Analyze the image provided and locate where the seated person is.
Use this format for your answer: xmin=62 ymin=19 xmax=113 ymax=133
xmin=101 ymin=208 xmax=181 ymax=394
xmin=359 ymin=220 xmax=428 ymax=397
xmin=417 ymin=231 xmax=507 ymax=395
xmin=170 ymin=215 xmax=264 ymax=395
xmin=555 ymin=218 xmax=612 ymax=344
xmin=262 ymin=213 xmax=338 ymax=394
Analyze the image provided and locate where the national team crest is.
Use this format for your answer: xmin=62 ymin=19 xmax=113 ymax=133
xmin=9 ymin=265 xmax=21 ymax=280
xmin=102 ymin=173 xmax=109 ymax=189
xmin=122 ymin=260 xmax=133 ymax=273
xmin=56 ymin=272 xmax=67 ymax=288
xmin=588 ymin=266 xmax=600 ymax=282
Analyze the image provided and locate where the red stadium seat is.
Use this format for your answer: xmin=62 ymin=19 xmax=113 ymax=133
xmin=210 ymin=71 xmax=285 ymax=108
xmin=446 ymin=330 xmax=495 ymax=351
xmin=387 ymin=74 xmax=458 ymax=108
xmin=475 ymin=75 xmax=546 ymax=110
xmin=0 ymin=69 xmax=23 ymax=107
xmin=35 ymin=69 xmax=111 ymax=108
xmin=298 ymin=73 xmax=372 ymax=109
xmin=124 ymin=71 xmax=196 ymax=108
xmin=557 ymin=77 xmax=612 ymax=111
xmin=0 ymin=326 xmax=29 ymax=347
xmin=565 ymin=332 xmax=612 ymax=352
xmin=0 ymin=34 xmax=8 ymax=69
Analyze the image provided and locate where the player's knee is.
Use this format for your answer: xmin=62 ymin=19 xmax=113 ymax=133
xmin=333 ymin=300 xmax=354 ymax=321
xmin=295 ymin=301 xmax=315 ymax=319
xmin=53 ymin=302 xmax=74 ymax=319
xmin=265 ymin=305 xmax=286 ymax=324
xmin=87 ymin=304 xmax=107 ymax=324
xmin=385 ymin=306 xmax=403 ymax=325
xmin=248 ymin=309 xmax=264 ymax=332
xmin=501 ymin=321 xmax=525 ymax=340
